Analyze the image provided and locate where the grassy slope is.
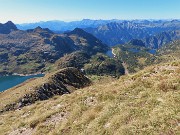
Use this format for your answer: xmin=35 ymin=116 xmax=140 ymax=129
xmin=0 ymin=72 xmax=56 ymax=111
xmin=0 ymin=61 xmax=179 ymax=135
xmin=113 ymin=40 xmax=180 ymax=73
xmin=0 ymin=68 xmax=91 ymax=112
xmin=113 ymin=44 xmax=157 ymax=73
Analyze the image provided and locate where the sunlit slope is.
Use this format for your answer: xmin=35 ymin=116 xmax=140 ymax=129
xmin=0 ymin=61 xmax=179 ymax=135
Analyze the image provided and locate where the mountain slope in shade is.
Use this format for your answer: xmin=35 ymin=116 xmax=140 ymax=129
xmin=0 ymin=21 xmax=18 ymax=34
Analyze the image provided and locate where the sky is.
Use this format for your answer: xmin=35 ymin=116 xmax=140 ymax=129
xmin=0 ymin=0 xmax=180 ymax=23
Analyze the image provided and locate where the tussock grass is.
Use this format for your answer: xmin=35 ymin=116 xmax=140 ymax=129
xmin=0 ymin=61 xmax=180 ymax=135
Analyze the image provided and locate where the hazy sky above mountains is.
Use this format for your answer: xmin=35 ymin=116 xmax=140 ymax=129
xmin=0 ymin=0 xmax=179 ymax=23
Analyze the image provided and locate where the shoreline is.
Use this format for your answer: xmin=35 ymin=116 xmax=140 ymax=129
xmin=12 ymin=72 xmax=45 ymax=77
xmin=0 ymin=72 xmax=45 ymax=77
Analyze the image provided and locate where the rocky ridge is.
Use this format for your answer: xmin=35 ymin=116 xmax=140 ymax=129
xmin=1 ymin=67 xmax=91 ymax=112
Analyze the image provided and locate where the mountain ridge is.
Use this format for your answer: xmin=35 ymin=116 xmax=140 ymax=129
xmin=0 ymin=22 xmax=108 ymax=75
xmin=85 ymin=21 xmax=180 ymax=47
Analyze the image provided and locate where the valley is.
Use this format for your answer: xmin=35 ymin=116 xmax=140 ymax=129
xmin=0 ymin=19 xmax=180 ymax=135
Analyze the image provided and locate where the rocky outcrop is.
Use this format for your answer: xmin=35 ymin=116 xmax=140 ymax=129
xmin=1 ymin=68 xmax=91 ymax=112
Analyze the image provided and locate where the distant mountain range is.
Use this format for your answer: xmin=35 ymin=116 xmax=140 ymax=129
xmin=16 ymin=19 xmax=121 ymax=31
xmin=84 ymin=20 xmax=180 ymax=48
xmin=16 ymin=19 xmax=180 ymax=48
xmin=16 ymin=19 xmax=180 ymax=32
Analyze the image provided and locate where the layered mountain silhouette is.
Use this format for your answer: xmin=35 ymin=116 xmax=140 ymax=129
xmin=85 ymin=21 xmax=180 ymax=48
xmin=16 ymin=19 xmax=120 ymax=31
xmin=0 ymin=21 xmax=18 ymax=34
xmin=16 ymin=19 xmax=180 ymax=48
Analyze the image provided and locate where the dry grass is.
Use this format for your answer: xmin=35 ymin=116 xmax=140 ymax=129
xmin=0 ymin=61 xmax=180 ymax=135
xmin=0 ymin=72 xmax=55 ymax=111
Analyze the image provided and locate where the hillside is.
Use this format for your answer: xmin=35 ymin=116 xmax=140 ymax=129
xmin=112 ymin=43 xmax=157 ymax=73
xmin=56 ymin=52 xmax=125 ymax=77
xmin=0 ymin=61 xmax=179 ymax=135
xmin=0 ymin=67 xmax=91 ymax=112
xmin=0 ymin=22 xmax=107 ymax=75
xmin=112 ymin=40 xmax=180 ymax=73
xmin=144 ymin=30 xmax=180 ymax=49
xmin=157 ymin=40 xmax=180 ymax=60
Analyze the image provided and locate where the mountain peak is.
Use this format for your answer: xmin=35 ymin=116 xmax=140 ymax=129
xmin=33 ymin=26 xmax=53 ymax=34
xmin=34 ymin=26 xmax=43 ymax=31
xmin=0 ymin=21 xmax=18 ymax=34
xmin=66 ymin=28 xmax=90 ymax=36
xmin=72 ymin=28 xmax=85 ymax=33
xmin=5 ymin=21 xmax=16 ymax=26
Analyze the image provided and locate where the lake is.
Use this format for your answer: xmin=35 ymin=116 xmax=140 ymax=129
xmin=148 ymin=49 xmax=156 ymax=54
xmin=106 ymin=50 xmax=114 ymax=58
xmin=0 ymin=74 xmax=44 ymax=92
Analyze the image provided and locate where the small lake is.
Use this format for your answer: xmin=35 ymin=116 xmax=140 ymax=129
xmin=106 ymin=50 xmax=114 ymax=58
xmin=0 ymin=74 xmax=44 ymax=92
xmin=148 ymin=49 xmax=156 ymax=54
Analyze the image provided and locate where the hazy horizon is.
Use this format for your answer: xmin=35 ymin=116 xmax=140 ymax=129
xmin=0 ymin=0 xmax=180 ymax=23
xmin=1 ymin=18 xmax=180 ymax=25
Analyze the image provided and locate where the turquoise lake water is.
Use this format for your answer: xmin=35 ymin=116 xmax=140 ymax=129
xmin=0 ymin=74 xmax=44 ymax=92
xmin=106 ymin=50 xmax=114 ymax=58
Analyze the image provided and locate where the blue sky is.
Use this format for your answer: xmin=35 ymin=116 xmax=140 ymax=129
xmin=0 ymin=0 xmax=179 ymax=23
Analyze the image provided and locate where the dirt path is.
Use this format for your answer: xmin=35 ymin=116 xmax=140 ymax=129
xmin=122 ymin=62 xmax=129 ymax=75
xmin=112 ymin=48 xmax=116 ymax=58
xmin=111 ymin=48 xmax=129 ymax=75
